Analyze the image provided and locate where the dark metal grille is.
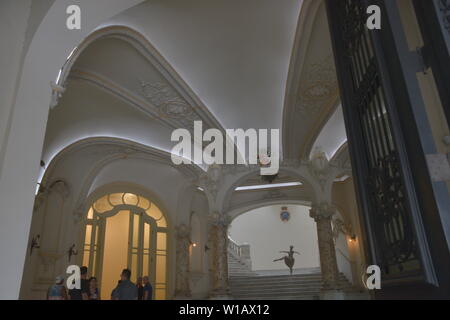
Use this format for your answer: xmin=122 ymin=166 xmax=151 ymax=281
xmin=439 ymin=0 xmax=450 ymax=32
xmin=337 ymin=0 xmax=419 ymax=274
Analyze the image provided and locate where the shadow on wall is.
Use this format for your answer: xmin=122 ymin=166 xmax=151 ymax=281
xmin=228 ymin=205 xmax=320 ymax=271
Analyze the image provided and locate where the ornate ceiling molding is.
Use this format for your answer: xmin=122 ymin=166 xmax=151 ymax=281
xmin=296 ymin=55 xmax=338 ymax=116
xmin=56 ymin=25 xmax=224 ymax=136
xmin=69 ymin=69 xmax=201 ymax=131
xmin=282 ymin=0 xmax=340 ymax=161
xmin=41 ymin=137 xmax=204 ymax=187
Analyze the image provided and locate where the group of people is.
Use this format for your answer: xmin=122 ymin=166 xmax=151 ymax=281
xmin=47 ymin=266 xmax=153 ymax=300
xmin=111 ymin=269 xmax=153 ymax=300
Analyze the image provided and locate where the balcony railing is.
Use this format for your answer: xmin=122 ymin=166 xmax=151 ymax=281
xmin=228 ymin=236 xmax=252 ymax=270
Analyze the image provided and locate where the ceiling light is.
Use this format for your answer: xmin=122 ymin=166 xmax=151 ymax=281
xmin=235 ymin=182 xmax=302 ymax=191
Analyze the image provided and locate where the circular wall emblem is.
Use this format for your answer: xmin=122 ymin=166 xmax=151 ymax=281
xmin=280 ymin=206 xmax=290 ymax=222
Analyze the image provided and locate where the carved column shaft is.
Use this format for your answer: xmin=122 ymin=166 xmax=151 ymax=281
xmin=208 ymin=213 xmax=230 ymax=296
xmin=175 ymin=224 xmax=191 ymax=297
xmin=310 ymin=203 xmax=340 ymax=290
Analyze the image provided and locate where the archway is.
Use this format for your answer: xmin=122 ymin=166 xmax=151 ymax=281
xmin=81 ymin=191 xmax=168 ymax=300
xmin=228 ymin=204 xmax=320 ymax=275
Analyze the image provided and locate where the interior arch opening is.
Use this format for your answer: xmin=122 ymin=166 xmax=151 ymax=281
xmin=82 ymin=192 xmax=168 ymax=300
xmin=228 ymin=205 xmax=320 ymax=275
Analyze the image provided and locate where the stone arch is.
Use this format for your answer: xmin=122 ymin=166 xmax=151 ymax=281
xmin=84 ymin=181 xmax=174 ymax=229
xmin=220 ymin=167 xmax=318 ymax=214
xmin=226 ymin=199 xmax=312 ymax=222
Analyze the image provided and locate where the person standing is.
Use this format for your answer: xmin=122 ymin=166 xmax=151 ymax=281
xmin=68 ymin=266 xmax=89 ymax=300
xmin=111 ymin=280 xmax=121 ymax=300
xmin=88 ymin=277 xmax=100 ymax=300
xmin=143 ymin=276 xmax=153 ymax=300
xmin=112 ymin=269 xmax=138 ymax=300
xmin=136 ymin=277 xmax=144 ymax=300
xmin=47 ymin=276 xmax=68 ymax=300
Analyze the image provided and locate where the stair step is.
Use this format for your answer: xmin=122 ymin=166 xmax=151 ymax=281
xmin=232 ymin=289 xmax=322 ymax=295
xmin=229 ymin=276 xmax=348 ymax=284
xmin=233 ymin=296 xmax=319 ymax=300
xmin=233 ymin=293 xmax=320 ymax=298
xmin=231 ymin=284 xmax=324 ymax=291
xmin=229 ymin=273 xmax=351 ymax=300
xmin=228 ymin=250 xmax=352 ymax=300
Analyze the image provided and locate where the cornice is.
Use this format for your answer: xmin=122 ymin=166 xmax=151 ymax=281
xmin=41 ymin=137 xmax=204 ymax=186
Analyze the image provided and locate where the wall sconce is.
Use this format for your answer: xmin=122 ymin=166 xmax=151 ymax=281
xmin=348 ymin=234 xmax=357 ymax=242
xmin=189 ymin=241 xmax=197 ymax=248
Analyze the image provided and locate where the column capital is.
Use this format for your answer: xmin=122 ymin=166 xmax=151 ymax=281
xmin=309 ymin=202 xmax=336 ymax=222
xmin=208 ymin=212 xmax=231 ymax=227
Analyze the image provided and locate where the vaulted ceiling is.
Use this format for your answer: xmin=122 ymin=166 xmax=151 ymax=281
xmin=42 ymin=0 xmax=346 ymax=172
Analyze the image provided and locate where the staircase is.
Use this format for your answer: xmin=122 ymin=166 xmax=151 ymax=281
xmin=228 ymin=252 xmax=256 ymax=277
xmin=227 ymin=237 xmax=353 ymax=300
xmin=229 ymin=271 xmax=352 ymax=300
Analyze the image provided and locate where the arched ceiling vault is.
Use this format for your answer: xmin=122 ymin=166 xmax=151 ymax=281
xmin=44 ymin=26 xmax=227 ymax=169
xmin=45 ymin=0 xmax=305 ymax=169
xmin=42 ymin=0 xmax=347 ymax=188
xmin=282 ymin=0 xmax=341 ymax=161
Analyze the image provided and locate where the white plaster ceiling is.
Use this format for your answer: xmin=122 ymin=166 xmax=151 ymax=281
xmin=101 ymin=0 xmax=303 ymax=132
xmin=43 ymin=79 xmax=177 ymax=161
xmin=42 ymin=0 xmax=305 ymax=167
xmin=43 ymin=0 xmax=346 ymax=172
xmin=282 ymin=0 xmax=340 ymax=161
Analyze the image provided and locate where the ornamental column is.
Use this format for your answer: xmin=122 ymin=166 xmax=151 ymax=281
xmin=309 ymin=202 xmax=342 ymax=296
xmin=208 ymin=212 xmax=230 ymax=298
xmin=174 ymin=224 xmax=191 ymax=298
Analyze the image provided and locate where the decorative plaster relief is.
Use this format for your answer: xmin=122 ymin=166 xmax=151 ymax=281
xmin=140 ymin=80 xmax=202 ymax=130
xmin=297 ymin=56 xmax=338 ymax=116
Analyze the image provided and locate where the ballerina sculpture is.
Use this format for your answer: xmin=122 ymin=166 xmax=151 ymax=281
xmin=273 ymin=245 xmax=300 ymax=275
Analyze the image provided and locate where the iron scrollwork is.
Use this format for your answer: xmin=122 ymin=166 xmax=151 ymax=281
xmin=439 ymin=0 xmax=450 ymax=32
xmin=335 ymin=0 xmax=420 ymax=276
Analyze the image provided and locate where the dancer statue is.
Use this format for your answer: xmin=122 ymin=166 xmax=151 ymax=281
xmin=273 ymin=245 xmax=300 ymax=275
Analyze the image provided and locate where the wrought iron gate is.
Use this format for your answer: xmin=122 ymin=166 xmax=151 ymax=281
xmin=326 ymin=0 xmax=450 ymax=297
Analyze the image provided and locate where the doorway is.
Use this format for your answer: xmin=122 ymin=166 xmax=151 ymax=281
xmin=81 ymin=192 xmax=168 ymax=300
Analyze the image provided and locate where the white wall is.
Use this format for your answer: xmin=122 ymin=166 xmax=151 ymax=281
xmin=229 ymin=205 xmax=320 ymax=271
xmin=0 ymin=0 xmax=145 ymax=299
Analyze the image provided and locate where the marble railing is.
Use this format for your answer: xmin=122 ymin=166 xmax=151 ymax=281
xmin=228 ymin=236 xmax=252 ymax=270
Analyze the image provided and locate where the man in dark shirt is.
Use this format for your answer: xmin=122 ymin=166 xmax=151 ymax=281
xmin=68 ymin=266 xmax=89 ymax=300
xmin=112 ymin=269 xmax=138 ymax=300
